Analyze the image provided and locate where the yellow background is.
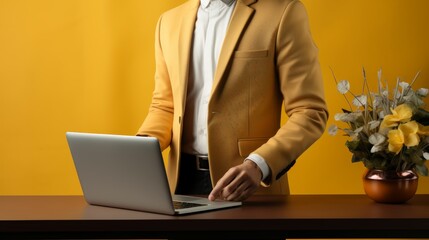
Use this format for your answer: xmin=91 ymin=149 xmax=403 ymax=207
xmin=1 ymin=0 xmax=428 ymax=195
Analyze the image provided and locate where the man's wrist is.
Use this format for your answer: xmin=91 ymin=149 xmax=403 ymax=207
xmin=244 ymin=159 xmax=262 ymax=179
xmin=245 ymin=154 xmax=270 ymax=181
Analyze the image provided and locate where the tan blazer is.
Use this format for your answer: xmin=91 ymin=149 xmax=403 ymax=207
xmin=137 ymin=0 xmax=328 ymax=195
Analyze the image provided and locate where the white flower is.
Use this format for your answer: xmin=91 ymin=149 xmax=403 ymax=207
xmin=330 ymin=69 xmax=428 ymax=176
xmin=369 ymin=133 xmax=386 ymax=153
xmin=334 ymin=113 xmax=347 ymax=121
xmin=399 ymin=81 xmax=409 ymax=91
xmin=354 ymin=126 xmax=364 ymax=133
xmin=403 ymin=92 xmax=425 ymax=107
xmin=393 ymin=89 xmax=401 ymax=99
xmin=337 ymin=80 xmax=350 ymax=94
xmin=372 ymin=94 xmax=383 ymax=108
xmin=328 ymin=125 xmax=338 ymax=136
xmin=368 ymin=120 xmax=380 ymax=130
xmin=417 ymin=88 xmax=428 ymax=97
xmin=353 ymin=95 xmax=367 ymax=107
xmin=370 ymin=145 xmax=385 ymax=153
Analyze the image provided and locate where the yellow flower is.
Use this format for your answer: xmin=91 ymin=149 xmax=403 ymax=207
xmin=399 ymin=121 xmax=420 ymax=147
xmin=388 ymin=129 xmax=404 ymax=154
xmin=381 ymin=104 xmax=413 ymax=129
xmin=387 ymin=121 xmax=420 ymax=155
xmin=418 ymin=123 xmax=429 ymax=136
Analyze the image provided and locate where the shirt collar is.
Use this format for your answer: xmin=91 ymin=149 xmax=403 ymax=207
xmin=200 ymin=0 xmax=235 ymax=9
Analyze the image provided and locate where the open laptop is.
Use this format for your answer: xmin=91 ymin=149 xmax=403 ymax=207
xmin=66 ymin=132 xmax=241 ymax=215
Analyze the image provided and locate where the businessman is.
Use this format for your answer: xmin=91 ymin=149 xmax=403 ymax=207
xmin=137 ymin=0 xmax=328 ymax=201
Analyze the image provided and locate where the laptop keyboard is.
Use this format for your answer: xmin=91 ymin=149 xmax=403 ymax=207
xmin=173 ymin=201 xmax=207 ymax=209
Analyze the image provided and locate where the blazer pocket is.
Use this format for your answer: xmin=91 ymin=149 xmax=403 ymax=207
xmin=238 ymin=138 xmax=269 ymax=157
xmin=233 ymin=50 xmax=269 ymax=58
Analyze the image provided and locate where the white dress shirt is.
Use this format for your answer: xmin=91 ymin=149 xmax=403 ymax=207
xmin=182 ymin=0 xmax=270 ymax=180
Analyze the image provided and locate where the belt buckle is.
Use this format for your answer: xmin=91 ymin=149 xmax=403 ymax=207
xmin=196 ymin=155 xmax=209 ymax=171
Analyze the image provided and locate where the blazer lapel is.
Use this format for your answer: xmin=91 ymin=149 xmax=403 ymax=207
xmin=178 ymin=0 xmax=199 ymax=110
xmin=211 ymin=0 xmax=256 ymax=94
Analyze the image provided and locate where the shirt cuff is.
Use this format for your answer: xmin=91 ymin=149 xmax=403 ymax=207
xmin=245 ymin=153 xmax=270 ymax=181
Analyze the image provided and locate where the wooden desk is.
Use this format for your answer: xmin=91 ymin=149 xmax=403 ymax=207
xmin=1 ymin=195 xmax=429 ymax=239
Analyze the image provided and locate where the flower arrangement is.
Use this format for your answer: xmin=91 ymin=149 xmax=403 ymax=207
xmin=329 ymin=68 xmax=429 ymax=176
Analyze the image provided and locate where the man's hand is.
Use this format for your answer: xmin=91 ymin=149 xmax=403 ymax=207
xmin=208 ymin=160 xmax=262 ymax=201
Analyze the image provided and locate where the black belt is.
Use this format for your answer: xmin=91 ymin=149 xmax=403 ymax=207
xmin=181 ymin=153 xmax=209 ymax=171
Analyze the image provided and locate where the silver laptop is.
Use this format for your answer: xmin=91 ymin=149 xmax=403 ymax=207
xmin=66 ymin=132 xmax=241 ymax=215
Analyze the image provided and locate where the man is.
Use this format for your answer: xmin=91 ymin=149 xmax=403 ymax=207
xmin=137 ymin=0 xmax=328 ymax=201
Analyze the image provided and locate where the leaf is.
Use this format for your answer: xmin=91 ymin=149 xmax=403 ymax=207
xmin=415 ymin=164 xmax=429 ymax=176
xmin=412 ymin=108 xmax=429 ymax=126
xmin=337 ymin=80 xmax=351 ymax=94
xmin=410 ymin=154 xmax=422 ymax=164
xmin=334 ymin=113 xmax=357 ymax=122
xmin=340 ymin=112 xmax=362 ymax=122
xmin=354 ymin=151 xmax=368 ymax=160
xmin=381 ymin=159 xmax=388 ymax=168
xmin=352 ymin=155 xmax=362 ymax=163
xmin=362 ymin=158 xmax=374 ymax=168
xmin=346 ymin=140 xmax=360 ymax=151
xmin=343 ymin=129 xmax=357 ymax=137
xmin=401 ymin=162 xmax=408 ymax=172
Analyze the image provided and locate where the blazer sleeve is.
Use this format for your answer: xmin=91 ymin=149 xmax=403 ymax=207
xmin=253 ymin=0 xmax=329 ymax=184
xmin=136 ymin=15 xmax=173 ymax=150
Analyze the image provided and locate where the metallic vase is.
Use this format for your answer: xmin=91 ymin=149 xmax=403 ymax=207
xmin=363 ymin=169 xmax=418 ymax=204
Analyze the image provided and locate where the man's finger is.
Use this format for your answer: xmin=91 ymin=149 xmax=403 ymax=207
xmin=220 ymin=171 xmax=245 ymax=197
xmin=208 ymin=168 xmax=236 ymax=201
xmin=209 ymin=162 xmax=261 ymax=201
xmin=225 ymin=181 xmax=249 ymax=201
xmin=236 ymin=187 xmax=254 ymax=201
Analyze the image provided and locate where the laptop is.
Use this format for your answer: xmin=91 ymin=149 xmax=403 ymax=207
xmin=66 ymin=132 xmax=242 ymax=215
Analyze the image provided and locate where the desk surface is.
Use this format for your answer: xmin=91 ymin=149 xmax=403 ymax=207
xmin=1 ymin=195 xmax=429 ymax=239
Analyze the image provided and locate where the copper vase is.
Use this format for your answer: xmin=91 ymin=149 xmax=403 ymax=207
xmin=363 ymin=169 xmax=418 ymax=204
